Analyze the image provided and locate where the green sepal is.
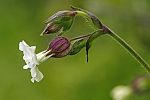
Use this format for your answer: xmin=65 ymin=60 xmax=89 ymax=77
xmin=60 ymin=17 xmax=74 ymax=32
xmin=45 ymin=11 xmax=72 ymax=24
xmin=43 ymin=11 xmax=75 ymax=35
xmin=69 ymin=39 xmax=87 ymax=55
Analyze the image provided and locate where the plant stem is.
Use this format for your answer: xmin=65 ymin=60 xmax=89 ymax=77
xmin=70 ymin=29 xmax=102 ymax=41
xmin=70 ymin=33 xmax=92 ymax=41
xmin=108 ymin=31 xmax=150 ymax=73
xmin=74 ymin=7 xmax=150 ymax=73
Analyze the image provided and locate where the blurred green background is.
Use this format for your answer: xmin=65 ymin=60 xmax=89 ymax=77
xmin=0 ymin=0 xmax=150 ymax=100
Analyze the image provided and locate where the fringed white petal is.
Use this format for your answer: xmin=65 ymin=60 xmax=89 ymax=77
xmin=19 ymin=40 xmax=52 ymax=83
xmin=30 ymin=67 xmax=44 ymax=83
xmin=19 ymin=40 xmax=39 ymax=68
xmin=23 ymin=65 xmax=29 ymax=69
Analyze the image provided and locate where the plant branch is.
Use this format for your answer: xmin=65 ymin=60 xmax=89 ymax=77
xmin=70 ymin=29 xmax=102 ymax=41
xmin=71 ymin=6 xmax=150 ymax=73
xmin=108 ymin=30 xmax=150 ymax=73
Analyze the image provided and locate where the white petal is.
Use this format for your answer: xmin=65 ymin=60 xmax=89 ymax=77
xmin=30 ymin=67 xmax=37 ymax=77
xmin=31 ymin=78 xmax=35 ymax=83
xmin=19 ymin=40 xmax=29 ymax=51
xmin=36 ymin=50 xmax=46 ymax=57
xmin=35 ymin=70 xmax=43 ymax=82
xmin=19 ymin=40 xmax=39 ymax=68
xmin=19 ymin=40 xmax=49 ymax=83
xmin=23 ymin=65 xmax=29 ymax=69
xmin=30 ymin=67 xmax=43 ymax=83
xmin=38 ymin=53 xmax=54 ymax=63
xmin=36 ymin=50 xmax=53 ymax=63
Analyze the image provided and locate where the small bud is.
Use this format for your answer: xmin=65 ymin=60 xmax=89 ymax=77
xmin=41 ymin=22 xmax=62 ymax=35
xmin=47 ymin=37 xmax=71 ymax=58
xmin=41 ymin=11 xmax=77 ymax=36
xmin=131 ymin=75 xmax=150 ymax=94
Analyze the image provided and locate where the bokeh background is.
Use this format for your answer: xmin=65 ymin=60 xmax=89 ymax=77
xmin=0 ymin=0 xmax=150 ymax=100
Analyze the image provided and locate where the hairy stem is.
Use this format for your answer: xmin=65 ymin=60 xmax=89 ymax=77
xmin=108 ymin=31 xmax=150 ymax=73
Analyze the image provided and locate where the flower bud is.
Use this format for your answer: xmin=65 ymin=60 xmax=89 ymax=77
xmin=47 ymin=37 xmax=71 ymax=58
xmin=131 ymin=75 xmax=150 ymax=94
xmin=41 ymin=22 xmax=62 ymax=35
xmin=41 ymin=11 xmax=77 ymax=35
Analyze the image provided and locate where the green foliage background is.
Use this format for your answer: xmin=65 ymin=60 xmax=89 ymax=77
xmin=0 ymin=0 xmax=150 ymax=100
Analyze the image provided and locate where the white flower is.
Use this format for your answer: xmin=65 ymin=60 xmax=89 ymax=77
xmin=111 ymin=85 xmax=132 ymax=100
xmin=19 ymin=40 xmax=53 ymax=83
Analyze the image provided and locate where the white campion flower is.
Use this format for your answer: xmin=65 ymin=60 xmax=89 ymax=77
xmin=19 ymin=37 xmax=71 ymax=83
xmin=111 ymin=85 xmax=132 ymax=100
xmin=19 ymin=40 xmax=53 ymax=83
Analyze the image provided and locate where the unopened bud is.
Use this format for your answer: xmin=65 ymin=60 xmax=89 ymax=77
xmin=41 ymin=22 xmax=62 ymax=35
xmin=47 ymin=37 xmax=71 ymax=57
xmin=131 ymin=75 xmax=150 ymax=94
xmin=45 ymin=11 xmax=77 ymax=23
xmin=41 ymin=11 xmax=77 ymax=36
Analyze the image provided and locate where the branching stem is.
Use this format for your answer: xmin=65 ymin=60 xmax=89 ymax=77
xmin=73 ymin=7 xmax=150 ymax=73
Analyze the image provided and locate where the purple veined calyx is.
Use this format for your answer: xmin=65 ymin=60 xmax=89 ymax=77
xmin=47 ymin=36 xmax=72 ymax=58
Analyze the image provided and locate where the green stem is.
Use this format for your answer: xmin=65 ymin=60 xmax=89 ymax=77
xmin=70 ymin=29 xmax=102 ymax=41
xmin=75 ymin=8 xmax=150 ymax=73
xmin=70 ymin=33 xmax=92 ymax=41
xmin=76 ymin=11 xmax=88 ymax=16
xmin=108 ymin=31 xmax=150 ymax=73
